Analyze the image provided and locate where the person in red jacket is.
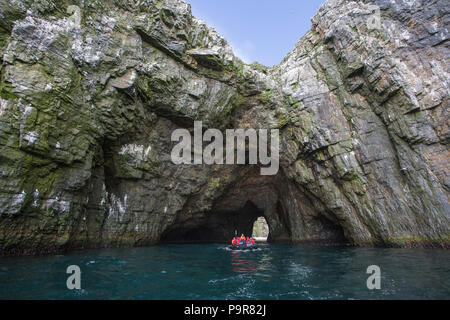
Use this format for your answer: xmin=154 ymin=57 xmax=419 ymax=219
xmin=250 ymin=237 xmax=255 ymax=244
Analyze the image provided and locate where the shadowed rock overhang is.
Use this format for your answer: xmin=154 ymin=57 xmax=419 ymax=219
xmin=0 ymin=0 xmax=448 ymax=255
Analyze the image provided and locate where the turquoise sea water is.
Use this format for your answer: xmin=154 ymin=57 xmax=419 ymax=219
xmin=0 ymin=244 xmax=448 ymax=299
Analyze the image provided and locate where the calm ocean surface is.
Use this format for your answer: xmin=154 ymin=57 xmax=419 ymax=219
xmin=0 ymin=244 xmax=448 ymax=299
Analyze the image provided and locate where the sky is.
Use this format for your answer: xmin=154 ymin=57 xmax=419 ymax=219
xmin=185 ymin=0 xmax=325 ymax=66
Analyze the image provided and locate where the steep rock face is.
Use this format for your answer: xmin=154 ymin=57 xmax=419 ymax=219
xmin=0 ymin=0 xmax=448 ymax=255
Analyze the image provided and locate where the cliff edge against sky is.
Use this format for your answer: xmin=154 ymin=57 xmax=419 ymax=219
xmin=0 ymin=0 xmax=448 ymax=255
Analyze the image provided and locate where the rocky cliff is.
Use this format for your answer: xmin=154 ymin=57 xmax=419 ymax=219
xmin=0 ymin=0 xmax=448 ymax=255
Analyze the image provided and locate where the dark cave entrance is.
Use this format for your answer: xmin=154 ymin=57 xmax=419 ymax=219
xmin=159 ymin=169 xmax=351 ymax=246
xmin=160 ymin=201 xmax=269 ymax=243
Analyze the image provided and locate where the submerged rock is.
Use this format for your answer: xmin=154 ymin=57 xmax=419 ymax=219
xmin=0 ymin=0 xmax=448 ymax=255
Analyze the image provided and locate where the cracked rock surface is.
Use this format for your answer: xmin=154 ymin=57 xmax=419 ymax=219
xmin=0 ymin=0 xmax=448 ymax=255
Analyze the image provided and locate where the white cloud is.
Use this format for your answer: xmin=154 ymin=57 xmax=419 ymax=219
xmin=189 ymin=7 xmax=255 ymax=64
xmin=229 ymin=40 xmax=255 ymax=64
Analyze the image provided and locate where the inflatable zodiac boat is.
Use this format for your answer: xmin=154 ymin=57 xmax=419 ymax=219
xmin=229 ymin=243 xmax=259 ymax=251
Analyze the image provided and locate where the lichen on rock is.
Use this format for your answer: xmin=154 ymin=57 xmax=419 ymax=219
xmin=0 ymin=0 xmax=448 ymax=255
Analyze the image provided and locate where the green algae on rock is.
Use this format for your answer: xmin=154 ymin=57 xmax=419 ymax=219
xmin=0 ymin=0 xmax=448 ymax=255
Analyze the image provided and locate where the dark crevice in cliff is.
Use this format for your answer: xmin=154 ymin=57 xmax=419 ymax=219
xmin=311 ymin=214 xmax=349 ymax=245
xmin=275 ymin=200 xmax=291 ymax=239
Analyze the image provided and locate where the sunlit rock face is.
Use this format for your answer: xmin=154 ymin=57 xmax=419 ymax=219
xmin=253 ymin=217 xmax=269 ymax=239
xmin=0 ymin=0 xmax=448 ymax=255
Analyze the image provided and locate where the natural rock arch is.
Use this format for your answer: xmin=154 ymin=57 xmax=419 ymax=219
xmin=160 ymin=166 xmax=350 ymax=245
xmin=0 ymin=0 xmax=448 ymax=255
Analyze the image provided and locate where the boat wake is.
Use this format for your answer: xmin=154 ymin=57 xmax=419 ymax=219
xmin=220 ymin=246 xmax=262 ymax=252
